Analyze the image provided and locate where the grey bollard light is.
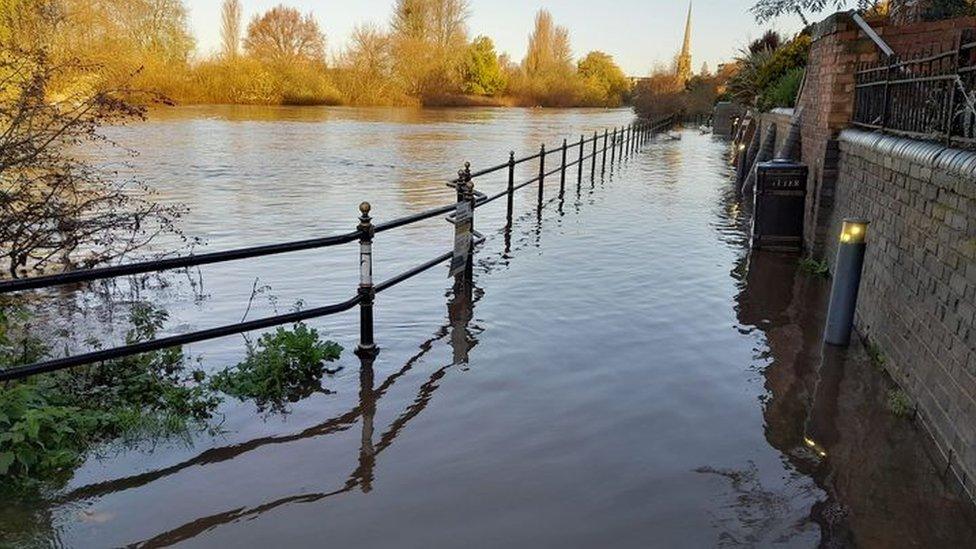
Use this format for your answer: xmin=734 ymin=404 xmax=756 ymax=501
xmin=824 ymin=219 xmax=869 ymax=346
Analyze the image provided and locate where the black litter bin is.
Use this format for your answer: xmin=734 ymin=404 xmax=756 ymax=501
xmin=752 ymin=159 xmax=807 ymax=252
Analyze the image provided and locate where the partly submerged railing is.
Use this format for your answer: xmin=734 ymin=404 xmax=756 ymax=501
xmin=0 ymin=114 xmax=676 ymax=382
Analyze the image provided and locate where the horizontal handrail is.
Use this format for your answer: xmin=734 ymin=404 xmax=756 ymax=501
xmin=0 ymin=295 xmax=363 ymax=381
xmin=0 ymin=115 xmax=676 ymax=381
xmin=0 ymin=231 xmax=360 ymax=294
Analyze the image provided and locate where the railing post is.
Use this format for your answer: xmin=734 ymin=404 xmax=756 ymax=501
xmin=560 ymin=138 xmax=568 ymax=196
xmin=601 ymin=129 xmax=608 ymax=176
xmin=590 ymin=131 xmax=597 ymax=180
xmin=537 ymin=144 xmax=546 ymax=208
xmin=356 ymin=202 xmax=377 ymax=358
xmin=464 ymin=163 xmax=475 ymax=279
xmin=506 ymin=151 xmax=515 ymax=224
xmin=611 ymin=128 xmax=617 ymax=165
xmin=577 ymin=135 xmax=584 ymax=187
xmin=946 ymin=35 xmax=963 ymax=147
xmin=881 ymin=57 xmax=892 ymax=130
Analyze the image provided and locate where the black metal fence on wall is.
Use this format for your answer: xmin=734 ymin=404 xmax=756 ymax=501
xmin=853 ymin=29 xmax=976 ymax=146
xmin=0 ymin=115 xmax=676 ymax=382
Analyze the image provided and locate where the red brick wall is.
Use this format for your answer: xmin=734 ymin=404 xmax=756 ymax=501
xmin=873 ymin=16 xmax=976 ymax=55
xmin=798 ymin=13 xmax=867 ymax=255
xmin=798 ymin=13 xmax=975 ymax=255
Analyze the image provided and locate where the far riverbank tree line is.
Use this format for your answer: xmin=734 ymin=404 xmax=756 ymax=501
xmin=1 ymin=0 xmax=633 ymax=108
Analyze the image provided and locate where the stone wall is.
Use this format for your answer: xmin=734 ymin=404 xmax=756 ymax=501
xmin=829 ymin=129 xmax=976 ymax=498
xmin=758 ymin=109 xmax=795 ymax=155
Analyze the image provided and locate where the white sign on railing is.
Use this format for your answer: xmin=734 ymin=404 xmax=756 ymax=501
xmin=449 ymin=201 xmax=473 ymax=278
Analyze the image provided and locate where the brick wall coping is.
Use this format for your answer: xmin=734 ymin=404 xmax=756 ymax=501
xmin=839 ymin=129 xmax=976 ymax=181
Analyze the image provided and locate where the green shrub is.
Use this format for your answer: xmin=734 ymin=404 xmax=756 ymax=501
xmin=211 ymin=323 xmax=342 ymax=412
xmin=756 ymin=34 xmax=811 ymax=92
xmin=0 ymin=304 xmax=220 ymax=488
xmin=0 ymin=384 xmax=108 ymax=482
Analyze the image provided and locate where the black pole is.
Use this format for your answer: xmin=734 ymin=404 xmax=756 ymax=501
xmin=577 ymin=135 xmax=584 ymax=187
xmin=356 ymin=202 xmax=377 ymax=358
xmin=601 ymin=129 xmax=608 ymax=176
xmin=560 ymin=138 xmax=568 ymax=197
xmin=611 ymin=128 xmax=617 ymax=165
xmin=506 ymin=151 xmax=515 ymax=224
xmin=537 ymin=144 xmax=546 ymax=209
xmin=464 ymin=163 xmax=475 ymax=281
xmin=825 ymin=220 xmax=870 ymax=346
xmin=590 ymin=131 xmax=597 ymax=181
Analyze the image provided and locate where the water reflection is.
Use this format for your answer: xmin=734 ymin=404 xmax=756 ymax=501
xmin=734 ymin=244 xmax=976 ymax=545
xmin=131 ymin=266 xmax=483 ymax=548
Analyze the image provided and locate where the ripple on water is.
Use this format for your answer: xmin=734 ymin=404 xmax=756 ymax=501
xmin=7 ymin=108 xmax=976 ymax=548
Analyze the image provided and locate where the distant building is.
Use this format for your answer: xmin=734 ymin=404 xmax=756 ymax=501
xmin=675 ymin=2 xmax=693 ymax=84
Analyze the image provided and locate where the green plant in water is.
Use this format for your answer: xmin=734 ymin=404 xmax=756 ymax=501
xmin=798 ymin=257 xmax=830 ymax=278
xmin=0 ymin=303 xmax=220 ymax=489
xmin=866 ymin=342 xmax=887 ymax=369
xmin=886 ymin=389 xmax=914 ymax=419
xmin=211 ymin=323 xmax=342 ymax=412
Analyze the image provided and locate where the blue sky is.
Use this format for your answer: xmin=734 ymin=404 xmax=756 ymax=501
xmin=187 ymin=0 xmax=803 ymax=76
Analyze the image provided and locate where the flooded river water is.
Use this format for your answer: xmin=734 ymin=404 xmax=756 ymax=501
xmin=3 ymin=107 xmax=976 ymax=547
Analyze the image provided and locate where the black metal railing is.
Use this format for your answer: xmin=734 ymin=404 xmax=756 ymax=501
xmin=0 ymin=115 xmax=676 ymax=382
xmin=853 ymin=29 xmax=976 ymax=146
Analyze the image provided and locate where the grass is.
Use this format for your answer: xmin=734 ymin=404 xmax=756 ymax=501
xmin=798 ymin=257 xmax=830 ymax=278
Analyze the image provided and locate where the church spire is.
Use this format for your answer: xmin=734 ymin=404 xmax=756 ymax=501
xmin=676 ymin=2 xmax=693 ymax=84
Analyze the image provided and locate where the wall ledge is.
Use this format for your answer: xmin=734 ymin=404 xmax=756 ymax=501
xmin=839 ymin=128 xmax=976 ymax=181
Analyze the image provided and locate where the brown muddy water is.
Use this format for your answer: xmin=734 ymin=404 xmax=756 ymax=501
xmin=2 ymin=107 xmax=975 ymax=547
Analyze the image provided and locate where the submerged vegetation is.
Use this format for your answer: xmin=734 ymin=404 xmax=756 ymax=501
xmin=212 ymin=323 xmax=343 ymax=412
xmin=0 ymin=304 xmax=219 ymax=489
xmin=798 ymin=257 xmax=830 ymax=278
xmin=0 ymin=305 xmax=343 ymax=490
xmin=886 ymin=388 xmax=914 ymax=419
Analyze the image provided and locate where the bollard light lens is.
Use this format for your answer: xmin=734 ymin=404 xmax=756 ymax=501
xmin=803 ymin=436 xmax=827 ymax=458
xmin=840 ymin=220 xmax=868 ymax=245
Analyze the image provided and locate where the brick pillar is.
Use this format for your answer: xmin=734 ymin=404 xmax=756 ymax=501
xmin=798 ymin=12 xmax=876 ymax=257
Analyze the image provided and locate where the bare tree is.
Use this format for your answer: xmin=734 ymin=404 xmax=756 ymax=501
xmin=220 ymin=0 xmax=242 ymax=59
xmin=0 ymin=47 xmax=187 ymax=278
xmin=523 ymin=10 xmax=573 ymax=78
xmin=390 ymin=0 xmax=470 ymax=99
xmin=336 ymin=23 xmax=401 ymax=105
xmin=243 ymin=5 xmax=326 ymax=65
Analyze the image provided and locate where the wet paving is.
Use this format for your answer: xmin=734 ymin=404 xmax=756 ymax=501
xmin=2 ymin=108 xmax=975 ymax=547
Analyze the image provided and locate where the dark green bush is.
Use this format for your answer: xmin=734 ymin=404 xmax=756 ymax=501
xmin=0 ymin=304 xmax=220 ymax=488
xmin=755 ymin=34 xmax=811 ymax=93
xmin=758 ymin=67 xmax=805 ymax=112
xmin=211 ymin=323 xmax=342 ymax=412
